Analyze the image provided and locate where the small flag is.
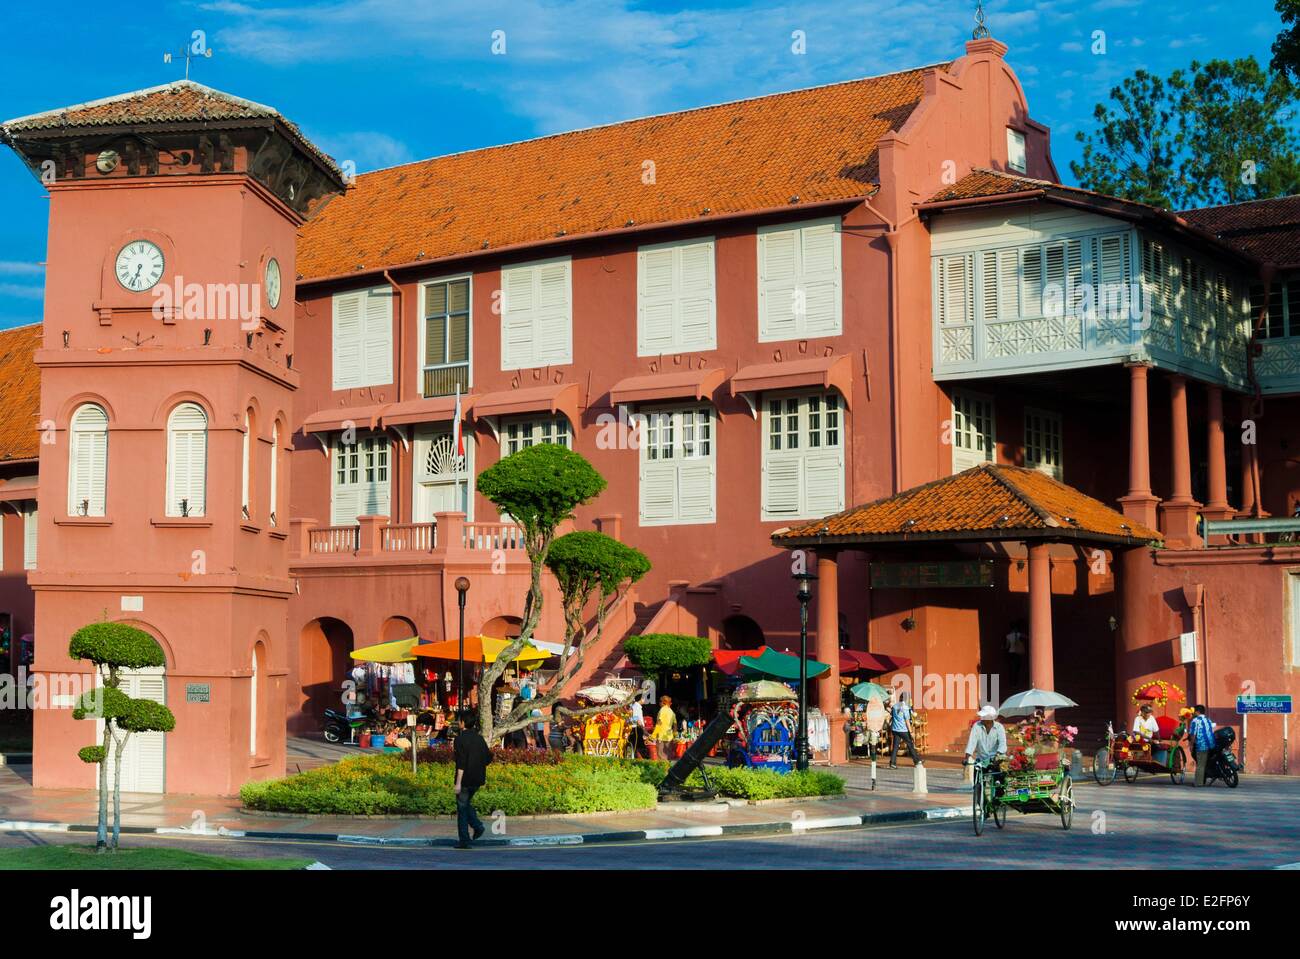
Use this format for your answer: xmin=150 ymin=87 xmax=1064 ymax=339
xmin=453 ymin=385 xmax=464 ymax=458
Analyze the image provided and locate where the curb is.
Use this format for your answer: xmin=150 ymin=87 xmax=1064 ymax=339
xmin=0 ymin=804 xmax=967 ymax=849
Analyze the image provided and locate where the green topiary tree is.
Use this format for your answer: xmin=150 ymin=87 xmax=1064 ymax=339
xmin=623 ymin=633 xmax=714 ymax=674
xmin=68 ymin=622 xmax=175 ymax=851
xmin=474 ymin=444 xmax=607 ymax=741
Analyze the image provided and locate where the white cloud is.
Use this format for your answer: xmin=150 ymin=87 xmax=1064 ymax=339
xmin=0 ymin=282 xmax=43 ymax=300
xmin=310 ymin=131 xmax=414 ymax=173
xmin=0 ymin=261 xmax=43 ymax=276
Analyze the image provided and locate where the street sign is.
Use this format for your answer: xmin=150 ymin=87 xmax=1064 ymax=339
xmin=1177 ymin=631 xmax=1198 ymax=664
xmin=185 ymin=683 xmax=210 ymax=704
xmin=869 ymin=560 xmax=994 ymax=589
xmin=1236 ymin=695 xmax=1291 ymax=714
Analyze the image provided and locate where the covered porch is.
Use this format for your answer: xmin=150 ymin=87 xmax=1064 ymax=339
xmin=772 ymin=463 xmax=1161 ymax=762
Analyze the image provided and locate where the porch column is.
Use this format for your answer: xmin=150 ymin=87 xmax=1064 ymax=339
xmin=1160 ymin=374 xmax=1202 ymax=547
xmin=1203 ymin=386 xmax=1233 ymax=538
xmin=1027 ymin=542 xmax=1054 ymax=693
xmin=815 ymin=551 xmax=847 ymax=764
xmin=1118 ymin=363 xmax=1159 ymax=529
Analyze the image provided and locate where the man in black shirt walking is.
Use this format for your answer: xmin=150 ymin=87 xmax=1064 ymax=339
xmin=453 ymin=712 xmax=493 ymax=849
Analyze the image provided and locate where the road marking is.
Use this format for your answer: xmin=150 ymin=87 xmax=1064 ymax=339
xmin=1276 ymin=862 xmax=1300 ymax=870
xmin=305 ymin=861 xmax=332 ymax=870
xmin=0 ymin=820 xmax=71 ymax=832
xmin=505 ymin=834 xmax=584 ymax=847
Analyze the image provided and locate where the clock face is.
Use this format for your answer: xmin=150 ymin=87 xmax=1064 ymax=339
xmin=115 ymin=240 xmax=164 ymax=292
xmin=264 ymin=257 xmax=282 ymax=309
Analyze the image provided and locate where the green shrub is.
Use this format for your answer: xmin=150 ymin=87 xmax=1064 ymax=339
xmin=623 ymin=634 xmax=713 ymax=672
xmin=685 ymin=766 xmax=845 ymax=801
xmin=69 ymin=623 xmax=164 ymax=671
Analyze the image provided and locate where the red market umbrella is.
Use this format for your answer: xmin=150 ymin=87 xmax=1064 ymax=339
xmin=713 ymin=646 xmax=768 ymax=677
xmin=839 ymin=649 xmax=912 ymax=675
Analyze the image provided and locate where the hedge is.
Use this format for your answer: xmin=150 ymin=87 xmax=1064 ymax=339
xmin=623 ymin=633 xmax=713 ymax=672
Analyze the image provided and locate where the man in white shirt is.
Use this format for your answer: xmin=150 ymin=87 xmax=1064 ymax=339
xmin=1132 ymin=703 xmax=1159 ymax=740
xmin=964 ymin=704 xmax=1008 ymax=765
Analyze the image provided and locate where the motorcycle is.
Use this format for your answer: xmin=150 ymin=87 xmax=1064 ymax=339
xmin=1202 ymin=726 xmax=1241 ymax=788
xmin=322 ymin=707 xmax=371 ymax=744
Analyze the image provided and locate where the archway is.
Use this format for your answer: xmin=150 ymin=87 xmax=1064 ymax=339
xmin=721 ymin=614 xmax=765 ymax=651
xmin=380 ymin=616 xmax=418 ymax=644
xmin=296 ymin=617 xmax=354 ymax=734
xmin=481 ymin=615 xmax=523 ymax=639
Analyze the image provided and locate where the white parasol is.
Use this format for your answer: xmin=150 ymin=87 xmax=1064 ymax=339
xmin=997 ymin=688 xmax=1079 ymax=717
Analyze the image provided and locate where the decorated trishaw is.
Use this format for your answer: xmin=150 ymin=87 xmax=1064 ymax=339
xmin=973 ymin=688 xmax=1077 ymax=835
xmin=1094 ymin=680 xmax=1190 ymax=785
xmin=574 ymin=681 xmax=638 ymax=758
xmin=724 ymin=680 xmax=799 ymax=773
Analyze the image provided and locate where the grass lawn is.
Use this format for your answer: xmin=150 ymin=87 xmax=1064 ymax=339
xmin=0 ymin=844 xmax=314 ymax=871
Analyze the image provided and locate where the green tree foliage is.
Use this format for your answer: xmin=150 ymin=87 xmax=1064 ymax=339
xmin=1072 ymin=57 xmax=1299 ymax=208
xmin=67 ymin=622 xmax=176 ymax=852
xmin=623 ymin=634 xmax=714 ymax=673
xmin=1275 ymin=0 xmax=1300 ymax=82
xmin=473 ymin=444 xmax=610 ymax=741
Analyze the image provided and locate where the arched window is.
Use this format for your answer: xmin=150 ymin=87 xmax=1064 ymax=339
xmin=250 ymin=641 xmax=262 ymax=756
xmin=241 ymin=410 xmax=253 ymax=520
xmin=269 ymin=422 xmax=280 ymax=527
xmin=68 ymin=404 xmax=108 ymax=517
xmin=166 ymin=403 xmax=208 ymax=517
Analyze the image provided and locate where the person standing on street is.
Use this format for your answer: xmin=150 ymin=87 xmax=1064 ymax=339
xmin=453 ymin=712 xmax=492 ymax=849
xmin=1189 ymin=704 xmax=1216 ymax=787
xmin=888 ymin=691 xmax=922 ymax=768
xmin=652 ymin=695 xmax=677 ymax=762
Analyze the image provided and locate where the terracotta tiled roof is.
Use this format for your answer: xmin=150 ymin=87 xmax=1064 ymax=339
xmin=925 ymin=167 xmax=1056 ymax=203
xmin=1180 ymin=195 xmax=1300 ymax=270
xmin=1 ymin=80 xmax=342 ymax=181
xmin=772 ymin=463 xmax=1162 ymax=546
xmin=0 ymin=324 xmax=42 ymax=462
xmin=296 ymin=66 xmax=944 ymax=281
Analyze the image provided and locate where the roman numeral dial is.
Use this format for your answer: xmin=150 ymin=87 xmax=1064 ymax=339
xmin=114 ymin=240 xmax=165 ymax=292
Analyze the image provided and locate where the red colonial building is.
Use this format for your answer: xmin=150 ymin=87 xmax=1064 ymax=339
xmin=1 ymin=33 xmax=1297 ymax=793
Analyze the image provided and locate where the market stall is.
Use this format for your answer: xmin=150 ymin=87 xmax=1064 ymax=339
xmin=724 ymin=680 xmax=800 ymax=773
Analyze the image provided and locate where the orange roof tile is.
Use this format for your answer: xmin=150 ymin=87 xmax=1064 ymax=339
xmin=0 ymin=324 xmax=42 ymax=463
xmin=773 ymin=463 xmax=1161 ymax=546
xmin=1180 ymin=195 xmax=1300 ymax=271
xmin=296 ymin=66 xmax=944 ymax=281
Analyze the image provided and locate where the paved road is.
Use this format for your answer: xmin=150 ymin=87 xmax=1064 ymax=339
xmin=4 ymin=774 xmax=1298 ymax=870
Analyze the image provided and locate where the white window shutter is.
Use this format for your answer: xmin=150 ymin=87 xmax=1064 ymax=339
xmin=803 ymin=450 xmax=844 ymax=515
xmin=1021 ymin=248 xmax=1043 ymax=317
xmin=639 ymin=462 xmax=678 ymax=524
xmin=759 ymin=229 xmax=799 ymax=340
xmin=799 ymin=221 xmax=841 ymax=336
xmin=22 ymin=505 xmax=36 ymax=571
xmin=68 ymin=406 xmax=108 ymax=517
xmin=677 ymin=460 xmax=715 ymax=522
xmin=678 ymin=241 xmax=716 ymax=350
xmin=940 ymin=255 xmax=974 ymax=326
xmin=501 ymin=264 xmax=536 ymax=369
xmin=534 ymin=259 xmax=572 ymax=365
xmin=363 ymin=288 xmax=394 ymax=385
xmin=331 ymin=485 xmax=360 ymax=527
xmin=638 ymin=247 xmax=678 ymax=354
xmin=763 ymin=458 xmax=802 ymax=516
xmin=167 ymin=404 xmax=207 ymax=517
xmin=332 ymin=292 xmax=364 ymax=390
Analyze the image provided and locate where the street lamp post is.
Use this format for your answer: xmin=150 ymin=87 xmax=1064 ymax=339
xmin=455 ymin=576 xmax=470 ymax=725
xmin=793 ymin=570 xmax=817 ymax=771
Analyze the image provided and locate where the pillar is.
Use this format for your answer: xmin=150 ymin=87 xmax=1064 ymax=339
xmin=815 ymin=551 xmax=847 ymax=764
xmin=1118 ymin=363 xmax=1159 ymax=530
xmin=1202 ymin=387 xmax=1233 ymax=542
xmin=1160 ymin=374 xmax=1202 ymax=547
xmin=1027 ymin=542 xmax=1054 ymax=693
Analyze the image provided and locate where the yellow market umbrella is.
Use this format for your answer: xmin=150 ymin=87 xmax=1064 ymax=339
xmin=412 ymin=635 xmax=550 ymax=667
xmin=349 ymin=637 xmax=422 ymax=663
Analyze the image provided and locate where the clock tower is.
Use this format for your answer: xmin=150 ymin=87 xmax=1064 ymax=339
xmin=1 ymin=82 xmax=345 ymax=794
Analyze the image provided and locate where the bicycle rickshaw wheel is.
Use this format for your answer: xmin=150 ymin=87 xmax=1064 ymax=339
xmin=992 ymin=799 xmax=1007 ymax=829
xmin=1170 ymin=748 xmax=1185 ymax=784
xmin=1123 ymin=763 xmax=1139 ymax=783
xmin=972 ymin=767 xmax=985 ymax=836
xmin=1059 ymin=776 xmax=1074 ymax=830
xmin=1093 ymin=747 xmax=1116 ymax=785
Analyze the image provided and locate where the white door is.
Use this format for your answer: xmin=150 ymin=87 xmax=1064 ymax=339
xmin=413 ymin=428 xmax=471 ymax=521
xmin=101 ymin=667 xmax=166 ymax=794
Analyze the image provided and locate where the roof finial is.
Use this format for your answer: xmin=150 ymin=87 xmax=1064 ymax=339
xmin=972 ymin=0 xmax=991 ymax=40
xmin=163 ymin=32 xmax=214 ymax=82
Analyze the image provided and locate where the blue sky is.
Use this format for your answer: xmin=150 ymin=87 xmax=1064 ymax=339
xmin=0 ymin=0 xmax=1286 ymax=330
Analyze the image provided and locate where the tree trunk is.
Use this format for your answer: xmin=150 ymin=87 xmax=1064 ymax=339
xmin=111 ymin=727 xmax=130 ymax=851
xmin=96 ymin=724 xmax=110 ymax=852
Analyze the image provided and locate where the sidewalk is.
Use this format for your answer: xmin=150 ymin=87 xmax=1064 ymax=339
xmin=0 ymin=759 xmax=968 ymax=849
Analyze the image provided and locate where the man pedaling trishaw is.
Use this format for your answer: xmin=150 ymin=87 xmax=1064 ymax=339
xmin=966 ymin=704 xmax=1074 ymax=835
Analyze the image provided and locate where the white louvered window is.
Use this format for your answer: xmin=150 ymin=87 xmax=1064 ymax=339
xmin=936 ymin=254 xmax=975 ymax=327
xmin=333 ymin=287 xmax=394 ymax=390
xmin=638 ymin=406 xmax=716 ymax=526
xmin=1007 ymin=128 xmax=1027 ymax=173
xmin=166 ymin=403 xmax=208 ymax=517
xmin=761 ymin=392 xmax=844 ymax=521
xmin=331 ymin=432 xmax=390 ymax=526
xmin=952 ymin=390 xmax=995 ymax=473
xmin=758 ymin=219 xmax=842 ymax=341
xmin=22 ymin=503 xmax=36 ymax=571
xmin=269 ymin=423 xmax=280 ymax=527
xmin=504 ymin=416 xmax=571 ymax=455
xmin=1023 ymin=407 xmax=1063 ymax=480
xmin=68 ymin=404 xmax=108 ymax=517
xmin=1094 ymin=234 xmax=1134 ymax=321
xmin=637 ymin=238 xmax=716 ymax=354
xmin=500 ymin=257 xmax=572 ymax=369
xmin=241 ymin=412 xmax=252 ymax=520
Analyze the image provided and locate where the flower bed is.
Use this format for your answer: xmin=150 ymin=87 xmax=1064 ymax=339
xmin=240 ymin=753 xmax=845 ymax=817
